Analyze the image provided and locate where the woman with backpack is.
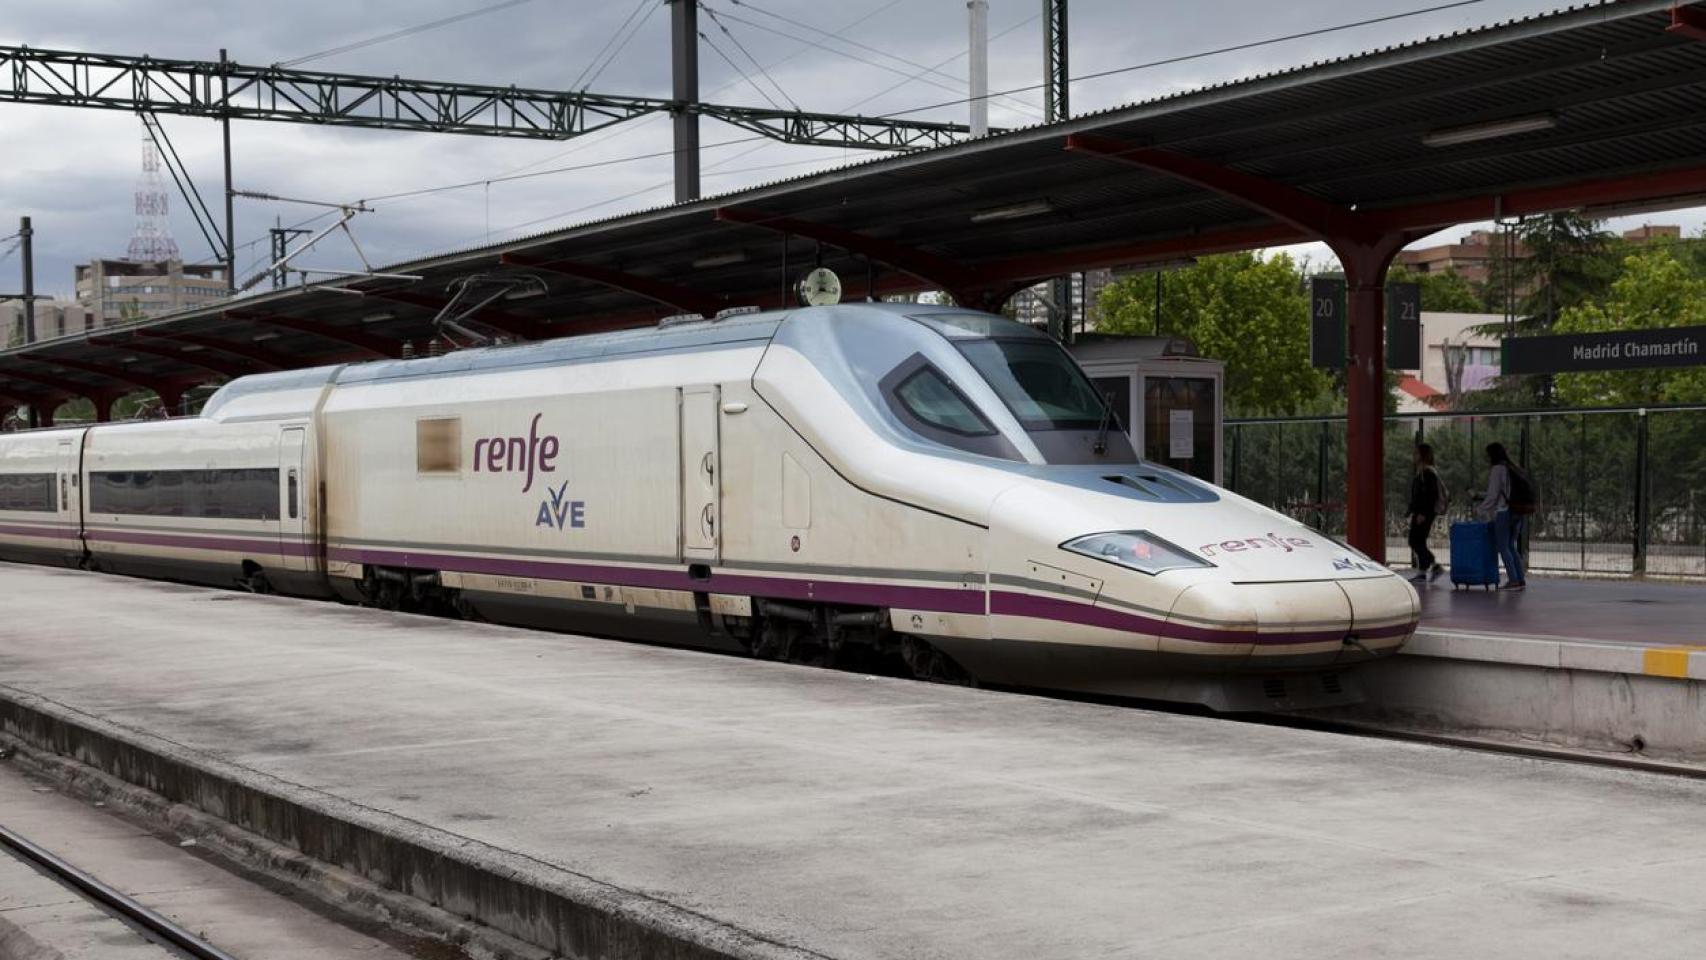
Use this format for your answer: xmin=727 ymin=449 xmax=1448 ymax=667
xmin=1407 ymin=443 xmax=1447 ymax=583
xmin=1476 ymin=442 xmax=1535 ymax=591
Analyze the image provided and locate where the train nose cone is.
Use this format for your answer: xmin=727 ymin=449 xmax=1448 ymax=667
xmin=1170 ymin=581 xmax=1365 ymax=670
xmin=1336 ymin=575 xmax=1421 ymax=660
xmin=1166 ymin=584 xmax=1258 ymax=664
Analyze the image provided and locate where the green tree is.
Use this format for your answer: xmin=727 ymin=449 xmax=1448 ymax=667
xmin=1550 ymin=245 xmax=1706 ymax=407
xmin=1097 ymin=252 xmax=1330 ymax=415
xmin=1385 ymin=266 xmax=1485 ymax=313
xmin=1504 ymin=213 xmax=1619 ymax=331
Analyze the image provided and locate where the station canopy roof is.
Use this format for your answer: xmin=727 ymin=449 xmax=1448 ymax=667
xmin=5 ymin=0 xmax=1706 ymax=409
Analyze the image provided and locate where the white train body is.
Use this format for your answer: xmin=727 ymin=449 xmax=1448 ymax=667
xmin=0 ymin=304 xmax=1417 ymax=708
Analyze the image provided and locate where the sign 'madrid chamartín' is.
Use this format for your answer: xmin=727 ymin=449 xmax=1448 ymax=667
xmin=1502 ymin=326 xmax=1706 ymax=375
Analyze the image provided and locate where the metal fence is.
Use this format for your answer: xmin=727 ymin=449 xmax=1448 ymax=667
xmin=1226 ymin=405 xmax=1706 ymax=579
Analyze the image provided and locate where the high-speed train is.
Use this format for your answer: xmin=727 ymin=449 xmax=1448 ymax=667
xmin=0 ymin=303 xmax=1417 ymax=709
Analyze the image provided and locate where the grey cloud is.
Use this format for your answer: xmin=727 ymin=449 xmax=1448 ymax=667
xmin=1 ymin=0 xmax=1679 ymax=299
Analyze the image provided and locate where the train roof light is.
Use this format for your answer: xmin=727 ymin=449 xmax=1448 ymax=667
xmin=658 ymin=312 xmax=707 ymax=328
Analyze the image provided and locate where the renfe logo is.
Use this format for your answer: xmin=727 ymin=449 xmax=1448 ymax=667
xmin=1198 ymin=533 xmax=1314 ymax=557
xmin=473 ymin=413 xmax=559 ymax=492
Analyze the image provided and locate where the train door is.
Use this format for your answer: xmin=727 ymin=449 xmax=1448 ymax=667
xmin=278 ymin=426 xmax=309 ymax=572
xmin=56 ymin=436 xmax=82 ymax=560
xmin=679 ymin=386 xmax=721 ymax=564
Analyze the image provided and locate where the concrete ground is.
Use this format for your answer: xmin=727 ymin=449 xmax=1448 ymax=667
xmin=0 ymin=762 xmax=428 ymax=959
xmin=1415 ymin=573 xmax=1706 ymax=645
xmin=3 ymin=563 xmax=1706 ymax=959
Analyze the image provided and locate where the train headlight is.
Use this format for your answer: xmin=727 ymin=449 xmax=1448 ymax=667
xmin=1061 ymin=531 xmax=1213 ymax=576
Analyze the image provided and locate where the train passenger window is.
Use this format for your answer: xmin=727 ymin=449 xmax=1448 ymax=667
xmin=0 ymin=473 xmax=57 ymax=512
xmin=417 ymin=417 xmax=461 ymax=473
xmin=88 ymin=469 xmax=280 ymax=520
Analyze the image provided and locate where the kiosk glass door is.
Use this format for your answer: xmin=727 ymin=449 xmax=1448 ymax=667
xmin=1142 ymin=375 xmax=1218 ymax=483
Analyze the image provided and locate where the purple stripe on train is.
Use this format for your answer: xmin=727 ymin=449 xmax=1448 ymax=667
xmin=86 ymin=528 xmax=317 ymax=557
xmin=327 ymin=545 xmax=987 ymax=615
xmin=990 ymin=591 xmax=1413 ymax=645
xmin=330 ymin=545 xmax=1415 ymax=647
xmin=0 ymin=523 xmax=77 ymax=540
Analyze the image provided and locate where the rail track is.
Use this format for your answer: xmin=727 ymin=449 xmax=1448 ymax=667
xmin=1252 ymin=713 xmax=1706 ymax=781
xmin=0 ymin=821 xmax=240 ymax=960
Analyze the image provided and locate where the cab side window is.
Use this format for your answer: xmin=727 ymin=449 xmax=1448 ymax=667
xmin=878 ymin=354 xmax=1023 ymax=461
xmin=893 ymin=367 xmax=995 ymax=437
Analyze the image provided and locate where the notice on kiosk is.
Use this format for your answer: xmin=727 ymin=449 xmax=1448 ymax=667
xmin=1169 ymin=409 xmax=1194 ymax=460
xmin=1503 ymin=326 xmax=1706 ymax=375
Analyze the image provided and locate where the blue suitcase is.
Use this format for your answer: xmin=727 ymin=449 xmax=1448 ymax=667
xmin=1449 ymin=521 xmax=1498 ymax=589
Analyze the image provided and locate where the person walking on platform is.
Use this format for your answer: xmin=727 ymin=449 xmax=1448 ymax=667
xmin=1476 ymin=442 xmax=1533 ymax=591
xmin=1407 ymin=443 xmax=1446 ymax=583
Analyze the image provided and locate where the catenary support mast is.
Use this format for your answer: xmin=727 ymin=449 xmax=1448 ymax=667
xmin=670 ymin=0 xmax=701 ymax=202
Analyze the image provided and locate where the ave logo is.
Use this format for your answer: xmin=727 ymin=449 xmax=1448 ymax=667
xmin=471 ymin=414 xmax=587 ymax=532
xmin=536 ymin=480 xmax=586 ymax=531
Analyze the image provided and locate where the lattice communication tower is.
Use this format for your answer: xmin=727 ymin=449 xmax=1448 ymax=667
xmin=126 ymin=125 xmax=179 ymax=261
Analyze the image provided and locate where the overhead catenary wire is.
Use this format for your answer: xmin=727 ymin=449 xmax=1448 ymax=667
xmin=701 ymin=3 xmax=800 ymax=111
xmin=844 ymin=9 xmax=1039 ymax=115
xmin=703 ymin=4 xmax=1045 ymax=119
xmin=360 ymin=132 xmax=777 ymax=205
xmin=571 ymin=0 xmax=665 ymax=92
xmin=721 ymin=0 xmax=1041 ymax=119
xmin=477 ymin=1 xmax=1040 ymax=240
xmin=347 ymin=0 xmax=1491 ymax=252
xmin=700 ymin=27 xmax=784 ymax=110
xmin=877 ymin=0 xmax=1487 ymax=121
xmin=470 ymin=0 xmax=918 ymax=236
xmin=482 ymin=0 xmax=907 ymax=183
xmin=278 ymin=0 xmax=537 ymax=68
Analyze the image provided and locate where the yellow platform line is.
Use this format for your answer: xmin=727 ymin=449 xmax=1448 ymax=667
xmin=1642 ymin=646 xmax=1706 ymax=679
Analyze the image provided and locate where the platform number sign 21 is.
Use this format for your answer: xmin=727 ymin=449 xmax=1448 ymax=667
xmin=1385 ymin=282 xmax=1421 ymax=371
xmin=1310 ymin=277 xmax=1346 ymax=370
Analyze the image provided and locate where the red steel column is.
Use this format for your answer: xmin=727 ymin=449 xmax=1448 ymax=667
xmin=155 ymin=387 xmax=185 ymax=418
xmin=91 ymin=392 xmax=120 ymax=423
xmin=1335 ymin=237 xmax=1404 ymax=564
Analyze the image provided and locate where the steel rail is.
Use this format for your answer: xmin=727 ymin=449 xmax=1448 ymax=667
xmin=0 ymin=821 xmax=242 ymax=960
xmin=1248 ymin=713 xmax=1706 ymax=781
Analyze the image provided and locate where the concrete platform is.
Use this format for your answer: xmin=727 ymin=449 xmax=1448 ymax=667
xmin=1418 ymin=574 xmax=1705 ymax=647
xmin=4 ymin=562 xmax=1706 ymax=959
xmin=1409 ymin=575 xmax=1706 ymax=677
xmin=1337 ymin=575 xmax=1706 ymax=759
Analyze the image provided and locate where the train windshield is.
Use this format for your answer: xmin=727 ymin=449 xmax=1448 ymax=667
xmin=957 ymin=339 xmax=1106 ymax=430
xmin=905 ymin=312 xmax=1137 ymax=464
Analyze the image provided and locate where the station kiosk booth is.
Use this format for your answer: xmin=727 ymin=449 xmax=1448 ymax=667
xmin=1068 ymin=335 xmax=1226 ymax=485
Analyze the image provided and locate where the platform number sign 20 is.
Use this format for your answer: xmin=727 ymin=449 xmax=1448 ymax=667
xmin=1310 ymin=277 xmax=1346 ymax=370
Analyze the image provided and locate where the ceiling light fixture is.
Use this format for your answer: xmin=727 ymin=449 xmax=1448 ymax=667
xmin=692 ymin=251 xmax=748 ymax=269
xmin=970 ymin=199 xmax=1055 ymax=223
xmin=1422 ymin=113 xmax=1557 ymax=148
xmin=1111 ymin=257 xmax=1198 ymax=276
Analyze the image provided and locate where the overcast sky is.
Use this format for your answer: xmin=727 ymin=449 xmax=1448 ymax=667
xmin=1 ymin=0 xmax=1698 ymax=298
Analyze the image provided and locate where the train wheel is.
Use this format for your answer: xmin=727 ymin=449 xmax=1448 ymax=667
xmin=240 ymin=562 xmax=273 ymax=595
xmin=900 ymin=636 xmax=975 ymax=686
